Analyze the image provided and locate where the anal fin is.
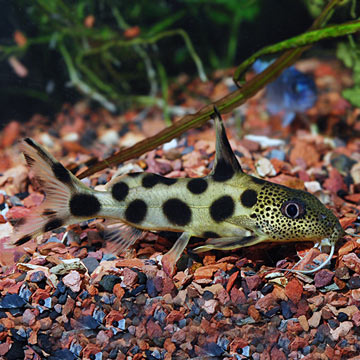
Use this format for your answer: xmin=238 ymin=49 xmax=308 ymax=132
xmin=100 ymin=222 xmax=145 ymax=254
xmin=193 ymin=234 xmax=265 ymax=253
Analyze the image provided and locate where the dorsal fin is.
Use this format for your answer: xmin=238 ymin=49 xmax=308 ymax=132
xmin=209 ymin=107 xmax=242 ymax=181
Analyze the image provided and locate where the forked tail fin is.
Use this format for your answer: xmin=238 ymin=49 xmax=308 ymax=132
xmin=9 ymin=138 xmax=97 ymax=246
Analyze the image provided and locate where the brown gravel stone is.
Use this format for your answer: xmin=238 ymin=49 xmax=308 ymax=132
xmin=230 ymin=287 xmax=247 ymax=305
xmin=248 ymin=305 xmax=261 ymax=322
xmin=255 ymin=293 xmax=277 ymax=311
xmin=146 ymin=320 xmax=162 ymax=338
xmin=308 ymin=311 xmax=322 ymax=328
xmin=245 ymin=274 xmax=262 ymax=291
xmin=270 ymin=346 xmax=287 ymax=360
xmin=166 ymin=310 xmax=184 ymax=324
xmin=298 ymin=315 xmax=309 ymax=331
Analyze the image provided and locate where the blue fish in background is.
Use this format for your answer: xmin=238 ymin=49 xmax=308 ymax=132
xmin=253 ymin=59 xmax=317 ymax=126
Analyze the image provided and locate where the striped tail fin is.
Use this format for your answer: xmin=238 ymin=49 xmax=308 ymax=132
xmin=9 ymin=138 xmax=95 ymax=246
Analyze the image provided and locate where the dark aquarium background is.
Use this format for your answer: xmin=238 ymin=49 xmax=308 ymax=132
xmin=0 ymin=0 xmax=359 ymax=127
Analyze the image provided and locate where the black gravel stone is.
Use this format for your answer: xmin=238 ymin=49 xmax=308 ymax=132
xmin=82 ymin=257 xmax=99 ymax=274
xmin=261 ymin=283 xmax=274 ymax=295
xmin=10 ymin=328 xmax=27 ymax=341
xmin=29 ymin=270 xmax=46 ymax=283
xmin=58 ymin=294 xmax=67 ymax=305
xmin=278 ymin=337 xmax=290 ymax=351
xmin=79 ymin=291 xmax=89 ymax=300
xmin=78 ymin=315 xmax=100 ymax=330
xmin=328 ymin=319 xmax=339 ymax=329
xmin=38 ymin=310 xmax=50 ymax=319
xmin=0 ymin=294 xmax=26 ymax=309
xmin=38 ymin=333 xmax=53 ymax=353
xmin=203 ymin=290 xmax=214 ymax=300
xmin=4 ymin=340 xmax=25 ymax=360
xmin=57 ymin=281 xmax=66 ymax=294
xmin=99 ymin=275 xmax=122 ymax=292
xmin=203 ymin=342 xmax=224 ymax=356
xmin=348 ymin=276 xmax=360 ymax=289
xmin=302 ymin=346 xmax=311 ymax=355
xmin=131 ymin=268 xmax=146 ymax=284
xmin=131 ymin=284 xmax=146 ymax=296
xmin=50 ymin=310 xmax=61 ymax=320
xmin=337 ymin=312 xmax=349 ymax=322
xmin=264 ymin=306 xmax=281 ymax=318
xmin=67 ymin=289 xmax=79 ymax=300
xmin=108 ymin=348 xmax=118 ymax=359
xmin=49 ymin=349 xmax=77 ymax=360
xmin=280 ymin=301 xmax=294 ymax=319
xmin=146 ymin=279 xmax=158 ymax=297
xmin=144 ymin=350 xmax=158 ymax=360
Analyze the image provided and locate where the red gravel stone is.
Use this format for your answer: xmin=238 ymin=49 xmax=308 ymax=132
xmin=285 ymin=278 xmax=303 ymax=304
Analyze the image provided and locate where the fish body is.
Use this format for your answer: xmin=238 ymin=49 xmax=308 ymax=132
xmin=253 ymin=59 xmax=317 ymax=126
xmin=11 ymin=109 xmax=343 ymax=274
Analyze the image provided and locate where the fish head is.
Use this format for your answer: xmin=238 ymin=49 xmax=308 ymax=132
xmin=250 ymin=180 xmax=344 ymax=244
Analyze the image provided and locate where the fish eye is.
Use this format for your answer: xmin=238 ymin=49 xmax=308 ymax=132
xmin=281 ymin=200 xmax=305 ymax=219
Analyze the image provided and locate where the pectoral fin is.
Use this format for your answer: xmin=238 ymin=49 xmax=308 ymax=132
xmin=161 ymin=232 xmax=191 ymax=277
xmin=193 ymin=234 xmax=266 ymax=253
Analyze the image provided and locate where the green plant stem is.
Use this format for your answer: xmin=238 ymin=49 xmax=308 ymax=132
xmin=79 ymin=29 xmax=207 ymax=82
xmin=233 ymin=19 xmax=360 ymax=84
xmin=59 ymin=43 xmax=117 ymax=112
xmin=77 ymin=0 xmax=347 ymax=179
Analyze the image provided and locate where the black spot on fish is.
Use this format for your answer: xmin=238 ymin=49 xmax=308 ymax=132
xmin=240 ymin=189 xmax=258 ymax=208
xmin=70 ymin=194 xmax=101 ymax=217
xmin=15 ymin=235 xmax=32 ymax=246
xmin=252 ymin=176 xmax=265 ymax=185
xmin=42 ymin=209 xmax=57 ymax=217
xmin=24 ymin=138 xmax=51 ymax=164
xmin=11 ymin=217 xmax=26 ymax=228
xmin=44 ymin=218 xmax=63 ymax=232
xmin=210 ymin=196 xmax=234 ymax=222
xmin=52 ymin=162 xmax=72 ymax=184
xmin=187 ymin=178 xmax=208 ymax=194
xmin=212 ymin=159 xmax=235 ymax=182
xmin=125 ymin=199 xmax=147 ymax=224
xmin=24 ymin=153 xmax=35 ymax=166
xmin=203 ymin=231 xmax=220 ymax=238
xmin=163 ymin=198 xmax=192 ymax=226
xmin=112 ymin=182 xmax=129 ymax=202
xmin=142 ymin=174 xmax=177 ymax=187
xmin=128 ymin=172 xmax=141 ymax=177
xmin=160 ymin=177 xmax=177 ymax=185
xmin=142 ymin=174 xmax=161 ymax=188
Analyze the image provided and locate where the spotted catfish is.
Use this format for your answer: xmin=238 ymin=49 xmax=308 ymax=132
xmin=10 ymin=108 xmax=344 ymax=275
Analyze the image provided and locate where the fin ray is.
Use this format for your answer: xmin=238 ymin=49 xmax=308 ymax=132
xmin=10 ymin=139 xmax=83 ymax=246
xmin=162 ymin=232 xmax=191 ymax=277
xmin=193 ymin=234 xmax=264 ymax=253
xmin=102 ymin=222 xmax=145 ymax=254
xmin=209 ymin=107 xmax=242 ymax=181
